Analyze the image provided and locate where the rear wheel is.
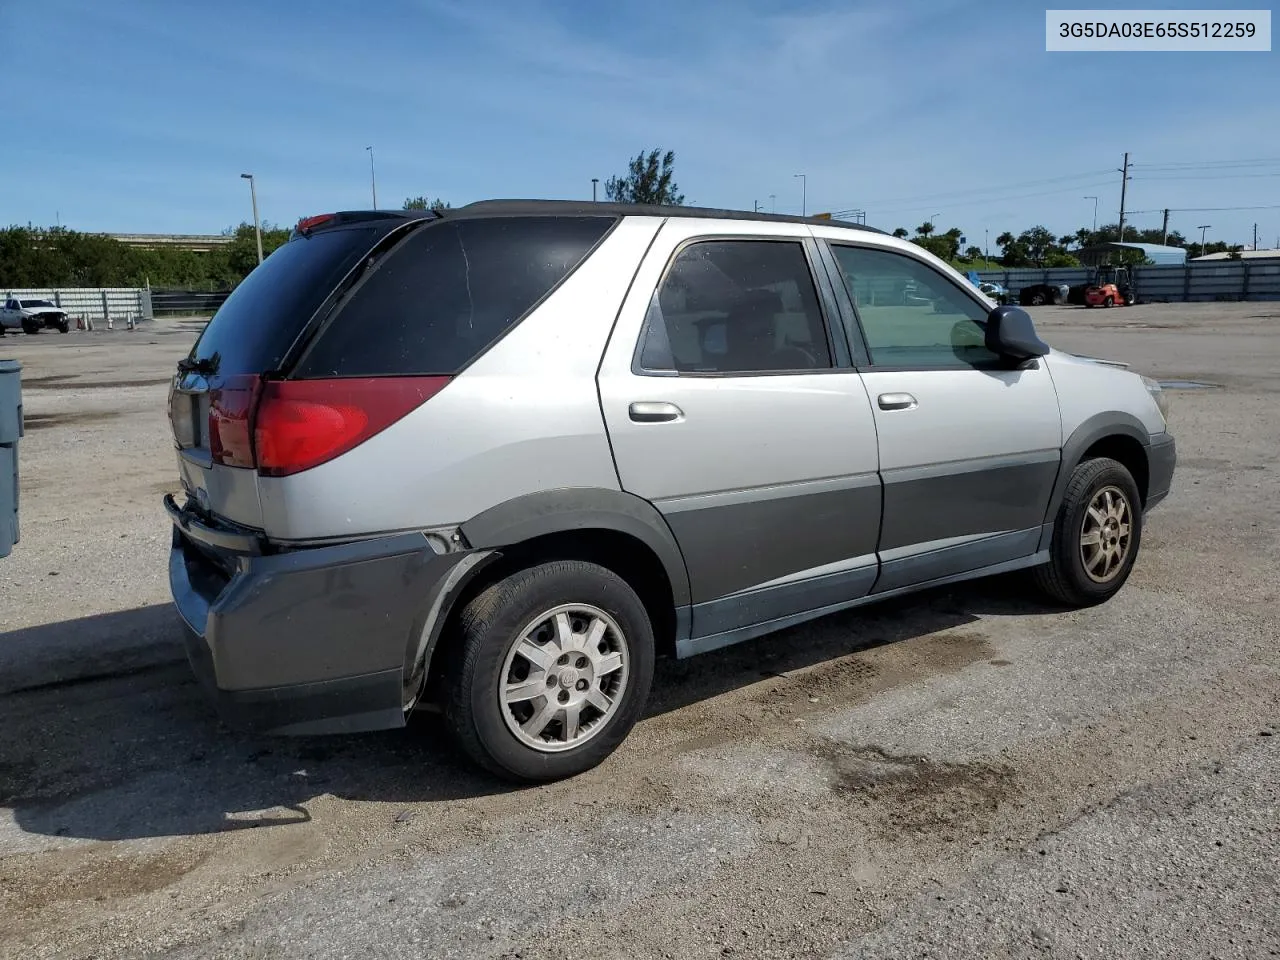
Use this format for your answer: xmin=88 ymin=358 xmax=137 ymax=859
xmin=1104 ymin=296 xmax=1115 ymax=308
xmin=443 ymin=560 xmax=655 ymax=782
xmin=1033 ymin=457 xmax=1143 ymax=606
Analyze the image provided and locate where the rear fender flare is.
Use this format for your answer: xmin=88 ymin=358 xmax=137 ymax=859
xmin=407 ymin=488 xmax=692 ymax=703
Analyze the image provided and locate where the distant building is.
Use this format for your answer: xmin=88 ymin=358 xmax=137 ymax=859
xmin=1190 ymin=248 xmax=1280 ymax=261
xmin=1075 ymin=242 xmax=1188 ymax=266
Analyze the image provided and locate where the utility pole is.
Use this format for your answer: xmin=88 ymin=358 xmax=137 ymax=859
xmin=794 ymin=174 xmax=807 ymax=217
xmin=366 ymin=146 xmax=378 ymax=209
xmin=769 ymin=194 xmax=776 ymax=213
xmin=592 ymin=178 xmax=599 ymax=202
xmin=1117 ymin=152 xmax=1130 ymax=242
xmin=1084 ymin=195 xmax=1098 ymax=233
xmin=240 ymin=173 xmax=263 ymax=265
xmin=1161 ymin=208 xmax=1169 ymax=245
xmin=754 ymin=200 xmax=760 ymax=212
xmin=1197 ymin=224 xmax=1212 ymax=257
xmin=1253 ymin=222 xmax=1258 ymax=251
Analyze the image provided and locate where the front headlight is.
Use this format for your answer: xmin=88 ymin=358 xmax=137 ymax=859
xmin=1141 ymin=375 xmax=1171 ymax=425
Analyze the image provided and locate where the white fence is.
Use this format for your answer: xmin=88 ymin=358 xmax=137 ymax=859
xmin=4 ymin=288 xmax=153 ymax=322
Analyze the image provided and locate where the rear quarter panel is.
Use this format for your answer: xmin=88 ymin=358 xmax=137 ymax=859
xmin=257 ymin=216 xmax=666 ymax=541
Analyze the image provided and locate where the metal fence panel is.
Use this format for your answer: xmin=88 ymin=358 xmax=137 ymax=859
xmin=3 ymin=287 xmax=152 ymax=321
xmin=976 ymin=257 xmax=1280 ymax=302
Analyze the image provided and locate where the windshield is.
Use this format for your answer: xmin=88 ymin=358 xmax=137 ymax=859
xmin=20 ymin=299 xmax=55 ymax=308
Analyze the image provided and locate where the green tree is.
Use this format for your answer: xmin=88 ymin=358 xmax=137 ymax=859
xmin=403 ymin=196 xmax=451 ymax=212
xmin=916 ymin=221 xmax=935 ymax=238
xmin=892 ymin=227 xmax=909 ymax=239
xmin=963 ymin=245 xmax=983 ymax=261
xmin=604 ymin=149 xmax=685 ymax=205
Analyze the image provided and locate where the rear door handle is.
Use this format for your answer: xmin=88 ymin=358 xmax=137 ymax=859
xmin=877 ymin=392 xmax=918 ymax=411
xmin=629 ymin=401 xmax=683 ymax=423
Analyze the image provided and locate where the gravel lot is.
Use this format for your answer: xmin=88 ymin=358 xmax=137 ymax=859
xmin=1 ymin=304 xmax=1276 ymax=960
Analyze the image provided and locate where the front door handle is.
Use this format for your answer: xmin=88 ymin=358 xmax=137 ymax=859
xmin=877 ymin=392 xmax=918 ymax=411
xmin=629 ymin=401 xmax=684 ymax=423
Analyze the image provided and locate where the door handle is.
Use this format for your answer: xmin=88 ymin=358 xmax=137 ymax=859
xmin=629 ymin=401 xmax=683 ymax=423
xmin=877 ymin=392 xmax=918 ymax=411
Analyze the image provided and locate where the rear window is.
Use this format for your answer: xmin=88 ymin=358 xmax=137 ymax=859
xmin=186 ymin=226 xmax=381 ymax=375
xmin=294 ymin=216 xmax=614 ymax=378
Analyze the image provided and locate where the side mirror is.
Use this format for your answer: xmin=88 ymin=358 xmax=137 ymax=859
xmin=985 ymin=305 xmax=1049 ymax=360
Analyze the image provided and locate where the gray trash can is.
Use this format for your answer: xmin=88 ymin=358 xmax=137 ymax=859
xmin=0 ymin=359 xmax=21 ymax=558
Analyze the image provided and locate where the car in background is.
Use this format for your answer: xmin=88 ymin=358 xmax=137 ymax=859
xmin=978 ymin=280 xmax=1011 ymax=304
xmin=1019 ymin=282 xmax=1070 ymax=306
xmin=0 ymin=297 xmax=71 ymax=334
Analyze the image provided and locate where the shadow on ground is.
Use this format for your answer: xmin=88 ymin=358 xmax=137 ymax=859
xmin=0 ymin=576 xmax=1057 ymax=842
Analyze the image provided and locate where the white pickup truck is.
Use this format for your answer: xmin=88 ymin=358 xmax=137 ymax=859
xmin=1 ymin=296 xmax=71 ymax=335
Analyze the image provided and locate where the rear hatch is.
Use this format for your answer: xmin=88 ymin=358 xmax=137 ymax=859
xmin=169 ymin=214 xmax=420 ymax=530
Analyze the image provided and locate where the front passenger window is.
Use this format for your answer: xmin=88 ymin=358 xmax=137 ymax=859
xmin=830 ymin=245 xmax=1001 ymax=368
xmin=638 ymin=240 xmax=832 ymax=374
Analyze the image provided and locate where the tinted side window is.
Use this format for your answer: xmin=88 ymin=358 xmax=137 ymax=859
xmin=296 ymin=216 xmax=614 ymax=377
xmin=188 ymin=226 xmax=381 ymax=375
xmin=638 ymin=240 xmax=831 ymax=374
xmin=829 ymin=245 xmax=1000 ymax=368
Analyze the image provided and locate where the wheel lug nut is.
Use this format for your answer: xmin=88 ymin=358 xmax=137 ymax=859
xmin=576 ymin=656 xmax=588 ymax=669
xmin=546 ymin=675 xmax=557 ymax=687
xmin=576 ymin=679 xmax=588 ymax=691
xmin=557 ymin=654 xmax=569 ymax=665
xmin=557 ymin=690 xmax=569 ymax=703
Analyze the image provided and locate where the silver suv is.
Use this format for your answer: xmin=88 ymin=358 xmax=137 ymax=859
xmin=166 ymin=201 xmax=1176 ymax=781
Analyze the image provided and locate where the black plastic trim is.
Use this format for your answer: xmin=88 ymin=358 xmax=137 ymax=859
xmin=459 ymin=487 xmax=693 ymax=608
xmin=450 ymin=199 xmax=885 ymax=233
xmin=1043 ymin=412 xmax=1152 ymax=527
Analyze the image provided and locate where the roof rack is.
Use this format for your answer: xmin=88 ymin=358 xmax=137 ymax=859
xmin=448 ymin=199 xmax=883 ymax=233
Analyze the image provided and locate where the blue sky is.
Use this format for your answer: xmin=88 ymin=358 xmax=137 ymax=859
xmin=2 ymin=0 xmax=1277 ymax=248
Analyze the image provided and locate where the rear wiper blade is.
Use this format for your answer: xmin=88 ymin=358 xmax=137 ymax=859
xmin=176 ymin=356 xmax=218 ymax=375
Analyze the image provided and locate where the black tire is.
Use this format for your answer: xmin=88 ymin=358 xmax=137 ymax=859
xmin=56 ymin=320 xmax=69 ymax=333
xmin=1029 ymin=291 xmax=1046 ymax=306
xmin=1033 ymin=457 xmax=1143 ymax=607
xmin=1103 ymin=296 xmax=1115 ymax=308
xmin=443 ymin=560 xmax=655 ymax=782
xmin=22 ymin=322 xmax=39 ymax=335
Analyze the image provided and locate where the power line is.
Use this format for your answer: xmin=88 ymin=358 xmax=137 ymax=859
xmin=1134 ymin=172 xmax=1280 ymax=181
xmin=828 ymin=168 xmax=1114 ymax=212
xmin=1127 ymin=203 xmax=1280 ymax=214
xmin=836 ymin=178 xmax=1117 ymax=221
xmin=1132 ymin=157 xmax=1280 ymax=169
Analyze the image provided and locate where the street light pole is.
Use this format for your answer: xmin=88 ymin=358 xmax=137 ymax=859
xmin=930 ymin=212 xmax=941 ymax=233
xmin=592 ymin=178 xmax=599 ymax=202
xmin=1197 ymin=224 xmax=1212 ymax=257
xmin=1084 ymin=195 xmax=1098 ymax=233
xmin=240 ymin=173 xmax=263 ymax=265
xmin=366 ymin=146 xmax=378 ymax=209
xmin=769 ymin=194 xmax=776 ymax=213
xmin=794 ymin=174 xmax=806 ymax=216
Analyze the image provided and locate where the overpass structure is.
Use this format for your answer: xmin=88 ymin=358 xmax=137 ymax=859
xmin=106 ymin=233 xmax=233 ymax=253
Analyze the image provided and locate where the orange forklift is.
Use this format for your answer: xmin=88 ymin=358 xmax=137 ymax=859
xmin=1084 ymin=265 xmax=1136 ymax=307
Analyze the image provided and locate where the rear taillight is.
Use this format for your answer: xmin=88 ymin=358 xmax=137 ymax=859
xmin=208 ymin=375 xmax=262 ymax=468
xmin=253 ymin=377 xmax=451 ymax=477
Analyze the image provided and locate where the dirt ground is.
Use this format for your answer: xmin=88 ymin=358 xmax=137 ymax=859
xmin=0 ymin=303 xmax=1276 ymax=959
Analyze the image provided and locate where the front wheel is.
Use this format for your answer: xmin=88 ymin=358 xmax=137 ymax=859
xmin=22 ymin=322 xmax=39 ymax=335
xmin=444 ymin=560 xmax=655 ymax=782
xmin=1029 ymin=292 xmax=1046 ymax=306
xmin=1103 ymin=296 xmax=1115 ymax=308
xmin=1033 ymin=457 xmax=1143 ymax=606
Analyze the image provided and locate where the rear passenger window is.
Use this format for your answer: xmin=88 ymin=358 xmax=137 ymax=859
xmin=296 ymin=216 xmax=614 ymax=377
xmin=638 ymin=240 xmax=832 ymax=374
